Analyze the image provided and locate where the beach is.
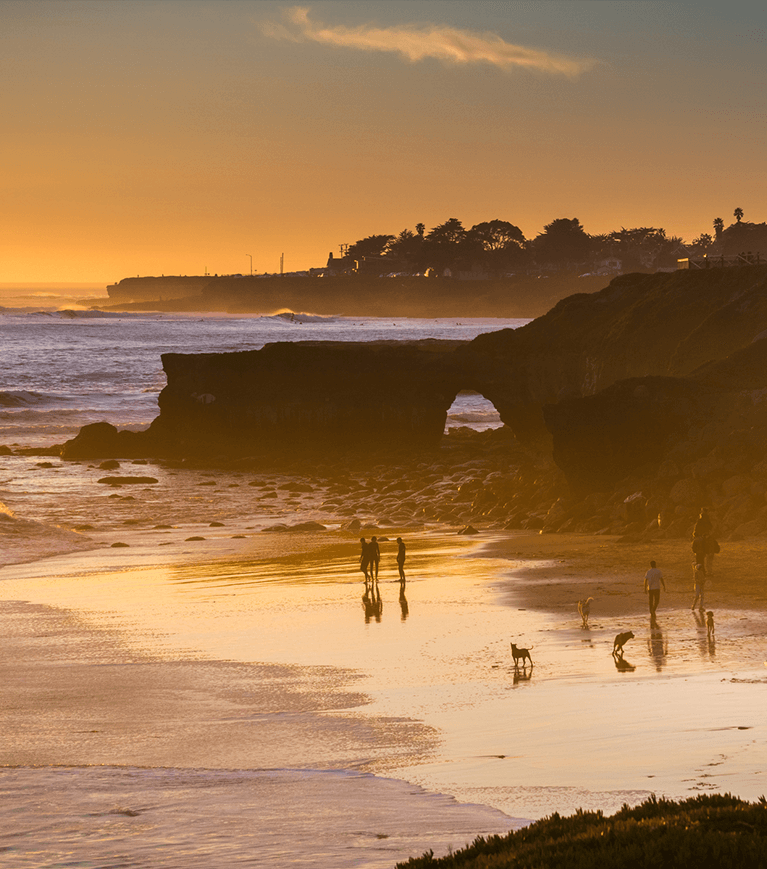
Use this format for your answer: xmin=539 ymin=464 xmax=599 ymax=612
xmin=2 ymin=308 xmax=766 ymax=866
xmin=2 ymin=515 xmax=766 ymax=866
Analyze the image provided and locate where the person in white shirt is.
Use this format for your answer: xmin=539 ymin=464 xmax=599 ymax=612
xmin=644 ymin=560 xmax=666 ymax=617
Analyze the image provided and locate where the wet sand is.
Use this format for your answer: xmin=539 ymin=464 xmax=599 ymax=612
xmin=1 ymin=527 xmax=766 ymax=864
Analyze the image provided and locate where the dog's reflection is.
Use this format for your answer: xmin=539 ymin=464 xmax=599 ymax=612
xmin=512 ymin=666 xmax=533 ymax=684
xmin=612 ymin=653 xmax=636 ymax=672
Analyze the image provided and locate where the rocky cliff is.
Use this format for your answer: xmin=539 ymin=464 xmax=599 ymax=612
xmin=64 ymin=266 xmax=767 ymax=539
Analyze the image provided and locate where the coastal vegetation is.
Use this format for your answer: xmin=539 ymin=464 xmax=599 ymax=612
xmin=397 ymin=794 xmax=767 ymax=868
xmin=338 ymin=211 xmax=767 ymax=278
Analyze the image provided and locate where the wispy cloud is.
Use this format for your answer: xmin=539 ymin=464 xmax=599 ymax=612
xmin=261 ymin=7 xmax=599 ymax=78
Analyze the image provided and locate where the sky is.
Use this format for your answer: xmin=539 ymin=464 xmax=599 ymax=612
xmin=2 ymin=0 xmax=766 ymax=283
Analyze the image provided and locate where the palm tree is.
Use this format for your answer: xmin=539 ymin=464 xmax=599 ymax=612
xmin=734 ymin=207 xmax=744 ymax=223
xmin=713 ymin=217 xmax=724 ymax=238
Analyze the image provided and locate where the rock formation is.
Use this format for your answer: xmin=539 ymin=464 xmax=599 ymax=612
xmin=63 ymin=265 xmax=767 ymax=539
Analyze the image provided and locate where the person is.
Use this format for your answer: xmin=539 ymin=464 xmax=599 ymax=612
xmin=704 ymin=535 xmax=720 ymax=576
xmin=693 ymin=508 xmax=712 ymax=538
xmin=359 ymin=537 xmax=371 ymax=581
xmin=396 ymin=537 xmax=406 ymax=582
xmin=692 ymin=533 xmax=707 ymax=570
xmin=370 ymin=536 xmax=381 ymax=581
xmin=644 ymin=560 xmax=666 ymax=617
xmin=691 ymin=563 xmax=706 ymax=611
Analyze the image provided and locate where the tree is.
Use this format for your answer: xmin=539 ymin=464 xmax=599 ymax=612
xmin=734 ymin=207 xmax=744 ymax=223
xmin=469 ymin=220 xmax=525 ymax=251
xmin=386 ymin=228 xmax=426 ymax=271
xmin=688 ymin=233 xmax=714 ymax=255
xmin=415 ymin=223 xmax=425 ymax=238
xmin=469 ymin=220 xmax=527 ymax=274
xmin=713 ymin=217 xmax=724 ymax=238
xmin=426 ymin=218 xmax=468 ymax=246
xmin=531 ymin=218 xmax=591 ymax=267
xmin=346 ymin=234 xmax=394 ymax=261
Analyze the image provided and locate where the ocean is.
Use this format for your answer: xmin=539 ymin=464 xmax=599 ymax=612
xmin=3 ymin=301 xmax=766 ymax=867
xmin=0 ymin=303 xmax=528 ymax=867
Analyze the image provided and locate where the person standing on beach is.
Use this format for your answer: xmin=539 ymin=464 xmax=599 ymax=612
xmin=691 ymin=563 xmax=706 ymax=611
xmin=370 ymin=536 xmax=381 ymax=581
xmin=644 ymin=560 xmax=666 ymax=617
xmin=359 ymin=537 xmax=371 ymax=581
xmin=396 ymin=537 xmax=406 ymax=582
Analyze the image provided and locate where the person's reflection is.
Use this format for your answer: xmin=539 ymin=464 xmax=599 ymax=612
xmin=362 ymin=580 xmax=383 ymax=624
xmin=648 ymin=618 xmax=668 ymax=671
xmin=399 ymin=579 xmax=409 ymax=622
xmin=694 ymin=608 xmax=716 ymax=659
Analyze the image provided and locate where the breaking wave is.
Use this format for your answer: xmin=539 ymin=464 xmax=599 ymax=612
xmin=0 ymin=502 xmax=96 ymax=569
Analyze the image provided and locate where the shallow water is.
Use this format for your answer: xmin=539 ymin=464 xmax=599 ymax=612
xmin=2 ymin=308 xmax=767 ymax=866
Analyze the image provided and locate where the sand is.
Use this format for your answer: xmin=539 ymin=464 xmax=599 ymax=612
xmin=1 ymin=526 xmax=766 ymax=865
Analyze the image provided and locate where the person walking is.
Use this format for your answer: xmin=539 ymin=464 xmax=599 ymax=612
xmin=644 ymin=560 xmax=666 ymax=617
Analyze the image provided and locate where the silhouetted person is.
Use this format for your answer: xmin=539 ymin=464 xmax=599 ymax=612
xmin=644 ymin=560 xmax=665 ymax=617
xmin=692 ymin=534 xmax=707 ymax=570
xmin=370 ymin=536 xmax=380 ymax=580
xmin=704 ymin=535 xmax=720 ymax=576
xmin=359 ymin=537 xmax=371 ymax=581
xmin=396 ymin=537 xmax=406 ymax=581
xmin=693 ymin=508 xmax=712 ymax=538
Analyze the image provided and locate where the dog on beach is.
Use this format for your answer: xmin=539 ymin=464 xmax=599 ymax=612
xmin=510 ymin=642 xmax=533 ymax=668
xmin=612 ymin=630 xmax=634 ymax=657
xmin=577 ymin=597 xmax=594 ymax=627
xmin=706 ymin=611 xmax=715 ymax=638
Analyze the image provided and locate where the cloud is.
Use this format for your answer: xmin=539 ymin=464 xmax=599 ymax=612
xmin=261 ymin=7 xmax=599 ymax=78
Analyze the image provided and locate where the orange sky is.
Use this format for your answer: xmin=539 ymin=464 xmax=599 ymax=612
xmin=2 ymin=0 xmax=766 ymax=283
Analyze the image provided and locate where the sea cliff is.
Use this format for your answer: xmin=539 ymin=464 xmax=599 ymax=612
xmin=66 ymin=266 xmax=767 ymax=540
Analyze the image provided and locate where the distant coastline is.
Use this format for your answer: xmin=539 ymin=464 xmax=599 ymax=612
xmin=97 ymin=273 xmax=611 ymax=319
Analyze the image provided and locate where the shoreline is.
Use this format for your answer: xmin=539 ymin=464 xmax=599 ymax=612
xmin=2 ymin=525 xmax=767 ymax=864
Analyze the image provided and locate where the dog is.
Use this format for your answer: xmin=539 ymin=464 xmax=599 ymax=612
xmin=612 ymin=630 xmax=634 ymax=656
xmin=577 ymin=597 xmax=594 ymax=627
xmin=706 ymin=611 xmax=715 ymax=638
xmin=510 ymin=642 xmax=533 ymax=668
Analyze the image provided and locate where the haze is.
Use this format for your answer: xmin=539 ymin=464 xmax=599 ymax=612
xmin=2 ymin=0 xmax=765 ymax=282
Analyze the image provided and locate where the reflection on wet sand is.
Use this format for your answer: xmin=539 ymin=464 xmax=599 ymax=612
xmin=399 ymin=580 xmax=409 ymax=622
xmin=693 ymin=609 xmax=716 ymax=660
xmin=648 ymin=618 xmax=668 ymax=671
xmin=362 ymin=579 xmax=383 ymax=624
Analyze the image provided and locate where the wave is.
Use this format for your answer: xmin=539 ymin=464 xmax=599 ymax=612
xmin=268 ymin=310 xmax=342 ymax=325
xmin=0 ymin=390 xmax=64 ymax=408
xmin=0 ymin=502 xmax=96 ymax=569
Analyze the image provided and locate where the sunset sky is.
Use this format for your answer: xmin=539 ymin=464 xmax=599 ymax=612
xmin=2 ymin=0 xmax=766 ymax=283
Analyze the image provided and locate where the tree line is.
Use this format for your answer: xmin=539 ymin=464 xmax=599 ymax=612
xmin=342 ymin=208 xmax=764 ymax=276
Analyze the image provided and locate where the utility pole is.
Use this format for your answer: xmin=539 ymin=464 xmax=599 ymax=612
xmin=247 ymin=254 xmax=253 ymax=276
xmin=280 ymin=253 xmax=284 ymax=276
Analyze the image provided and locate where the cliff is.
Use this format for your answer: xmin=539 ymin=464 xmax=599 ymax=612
xmin=99 ymin=273 xmax=611 ymax=319
xmin=64 ymin=265 xmax=767 ymax=539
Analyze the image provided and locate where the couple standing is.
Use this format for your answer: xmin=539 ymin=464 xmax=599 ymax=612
xmin=359 ymin=536 xmax=406 ymax=581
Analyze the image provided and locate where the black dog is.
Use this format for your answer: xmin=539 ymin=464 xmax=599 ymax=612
xmin=612 ymin=630 xmax=634 ymax=656
xmin=510 ymin=642 xmax=533 ymax=668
